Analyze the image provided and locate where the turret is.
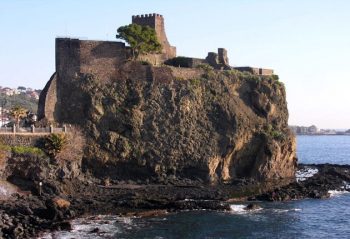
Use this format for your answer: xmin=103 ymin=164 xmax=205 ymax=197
xmin=131 ymin=13 xmax=176 ymax=59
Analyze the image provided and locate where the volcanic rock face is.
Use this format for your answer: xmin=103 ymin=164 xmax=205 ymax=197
xmin=58 ymin=62 xmax=296 ymax=183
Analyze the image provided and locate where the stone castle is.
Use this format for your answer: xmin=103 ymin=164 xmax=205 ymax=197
xmin=38 ymin=13 xmax=273 ymax=122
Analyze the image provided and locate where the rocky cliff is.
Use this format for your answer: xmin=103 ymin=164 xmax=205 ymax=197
xmin=57 ymin=62 xmax=296 ymax=184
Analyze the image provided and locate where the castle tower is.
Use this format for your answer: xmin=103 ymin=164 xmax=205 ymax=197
xmin=132 ymin=13 xmax=176 ymax=59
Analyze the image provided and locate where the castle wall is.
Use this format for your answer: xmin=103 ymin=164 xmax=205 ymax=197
xmin=259 ymin=68 xmax=274 ymax=76
xmin=56 ymin=38 xmax=81 ymax=82
xmin=164 ymin=57 xmax=206 ymax=68
xmin=234 ymin=67 xmax=273 ymax=76
xmin=56 ymin=38 xmax=129 ymax=82
xmin=45 ymin=38 xmax=131 ymax=122
xmin=79 ymin=40 xmax=129 ymax=82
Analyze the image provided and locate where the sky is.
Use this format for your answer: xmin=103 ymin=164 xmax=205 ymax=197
xmin=0 ymin=0 xmax=349 ymax=129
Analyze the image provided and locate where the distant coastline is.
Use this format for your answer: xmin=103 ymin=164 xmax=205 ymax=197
xmin=290 ymin=125 xmax=350 ymax=136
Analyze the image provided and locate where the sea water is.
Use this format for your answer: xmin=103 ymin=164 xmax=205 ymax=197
xmin=41 ymin=136 xmax=350 ymax=239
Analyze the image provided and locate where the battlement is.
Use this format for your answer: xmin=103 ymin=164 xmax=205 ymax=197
xmin=132 ymin=13 xmax=163 ymax=19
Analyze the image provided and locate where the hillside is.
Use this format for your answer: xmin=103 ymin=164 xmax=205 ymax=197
xmin=0 ymin=93 xmax=38 ymax=113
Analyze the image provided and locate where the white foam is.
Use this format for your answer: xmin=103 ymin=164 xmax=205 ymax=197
xmin=230 ymin=204 xmax=246 ymax=213
xmin=39 ymin=215 xmax=124 ymax=239
xmin=272 ymin=208 xmax=302 ymax=213
xmin=273 ymin=209 xmax=289 ymax=213
xmin=229 ymin=204 xmax=263 ymax=214
xmin=115 ymin=216 xmax=133 ymax=225
xmin=328 ymin=190 xmax=349 ymax=197
xmin=296 ymin=167 xmax=318 ymax=182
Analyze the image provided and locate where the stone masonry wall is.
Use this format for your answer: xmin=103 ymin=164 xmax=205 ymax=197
xmin=56 ymin=38 xmax=129 ymax=83
xmin=0 ymin=135 xmax=43 ymax=147
xmin=79 ymin=40 xmax=129 ymax=82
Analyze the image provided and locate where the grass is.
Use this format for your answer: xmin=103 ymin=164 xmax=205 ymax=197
xmin=189 ymin=78 xmax=201 ymax=87
xmin=11 ymin=145 xmax=45 ymax=156
xmin=0 ymin=144 xmax=45 ymax=157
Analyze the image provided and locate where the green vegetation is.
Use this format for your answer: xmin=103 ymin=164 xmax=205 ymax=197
xmin=0 ymin=144 xmax=44 ymax=157
xmin=266 ymin=74 xmax=284 ymax=86
xmin=0 ymin=93 xmax=38 ymax=113
xmin=11 ymin=146 xmax=45 ymax=156
xmin=0 ymin=144 xmax=11 ymax=151
xmin=164 ymin=56 xmax=191 ymax=67
xmin=42 ymin=133 xmax=67 ymax=157
xmin=9 ymin=105 xmax=27 ymax=127
xmin=222 ymin=69 xmax=239 ymax=77
xmin=265 ymin=124 xmax=286 ymax=141
xmin=222 ymin=70 xmax=283 ymax=87
xmin=196 ymin=63 xmax=214 ymax=72
xmin=140 ymin=60 xmax=152 ymax=65
xmin=116 ymin=23 xmax=162 ymax=60
xmin=271 ymin=74 xmax=279 ymax=81
xmin=197 ymin=64 xmax=215 ymax=79
xmin=190 ymin=78 xmax=201 ymax=86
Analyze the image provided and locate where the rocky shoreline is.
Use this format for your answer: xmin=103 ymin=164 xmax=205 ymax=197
xmin=0 ymin=163 xmax=349 ymax=238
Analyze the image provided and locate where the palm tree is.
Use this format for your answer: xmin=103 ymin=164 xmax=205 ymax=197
xmin=9 ymin=105 xmax=27 ymax=128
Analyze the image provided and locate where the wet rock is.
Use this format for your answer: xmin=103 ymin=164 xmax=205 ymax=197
xmin=90 ymin=227 xmax=100 ymax=233
xmin=52 ymin=221 xmax=72 ymax=231
xmin=13 ymin=224 xmax=24 ymax=238
xmin=245 ymin=203 xmax=261 ymax=211
xmin=256 ymin=164 xmax=350 ymax=201
xmin=123 ymin=209 xmax=168 ymax=218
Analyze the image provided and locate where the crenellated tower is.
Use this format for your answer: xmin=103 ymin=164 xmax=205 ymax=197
xmin=132 ymin=13 xmax=176 ymax=59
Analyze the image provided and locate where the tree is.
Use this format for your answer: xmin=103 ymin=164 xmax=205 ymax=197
xmin=17 ymin=86 xmax=26 ymax=91
xmin=116 ymin=24 xmax=162 ymax=60
xmin=9 ymin=105 xmax=27 ymax=127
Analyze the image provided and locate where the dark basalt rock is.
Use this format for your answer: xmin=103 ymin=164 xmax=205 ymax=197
xmin=245 ymin=203 xmax=261 ymax=211
xmin=52 ymin=62 xmax=297 ymax=184
xmin=90 ymin=227 xmax=100 ymax=233
xmin=254 ymin=164 xmax=350 ymax=201
xmin=1 ymin=163 xmax=349 ymax=238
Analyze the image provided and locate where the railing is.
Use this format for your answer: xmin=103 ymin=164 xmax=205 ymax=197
xmin=0 ymin=125 xmax=67 ymax=134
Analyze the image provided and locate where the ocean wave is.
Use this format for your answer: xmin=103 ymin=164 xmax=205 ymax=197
xmin=296 ymin=167 xmax=318 ymax=182
xmin=272 ymin=208 xmax=302 ymax=213
xmin=229 ymin=204 xmax=263 ymax=214
xmin=328 ymin=190 xmax=350 ymax=197
xmin=230 ymin=204 xmax=246 ymax=213
xmin=39 ymin=215 xmax=128 ymax=239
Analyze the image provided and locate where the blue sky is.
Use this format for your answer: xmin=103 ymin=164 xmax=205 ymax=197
xmin=0 ymin=0 xmax=349 ymax=129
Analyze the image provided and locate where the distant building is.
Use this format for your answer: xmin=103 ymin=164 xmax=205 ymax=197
xmin=289 ymin=125 xmax=319 ymax=135
xmin=308 ymin=125 xmax=318 ymax=134
xmin=2 ymin=87 xmax=15 ymax=96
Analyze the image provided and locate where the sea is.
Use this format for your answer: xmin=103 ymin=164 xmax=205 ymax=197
xmin=39 ymin=136 xmax=350 ymax=238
